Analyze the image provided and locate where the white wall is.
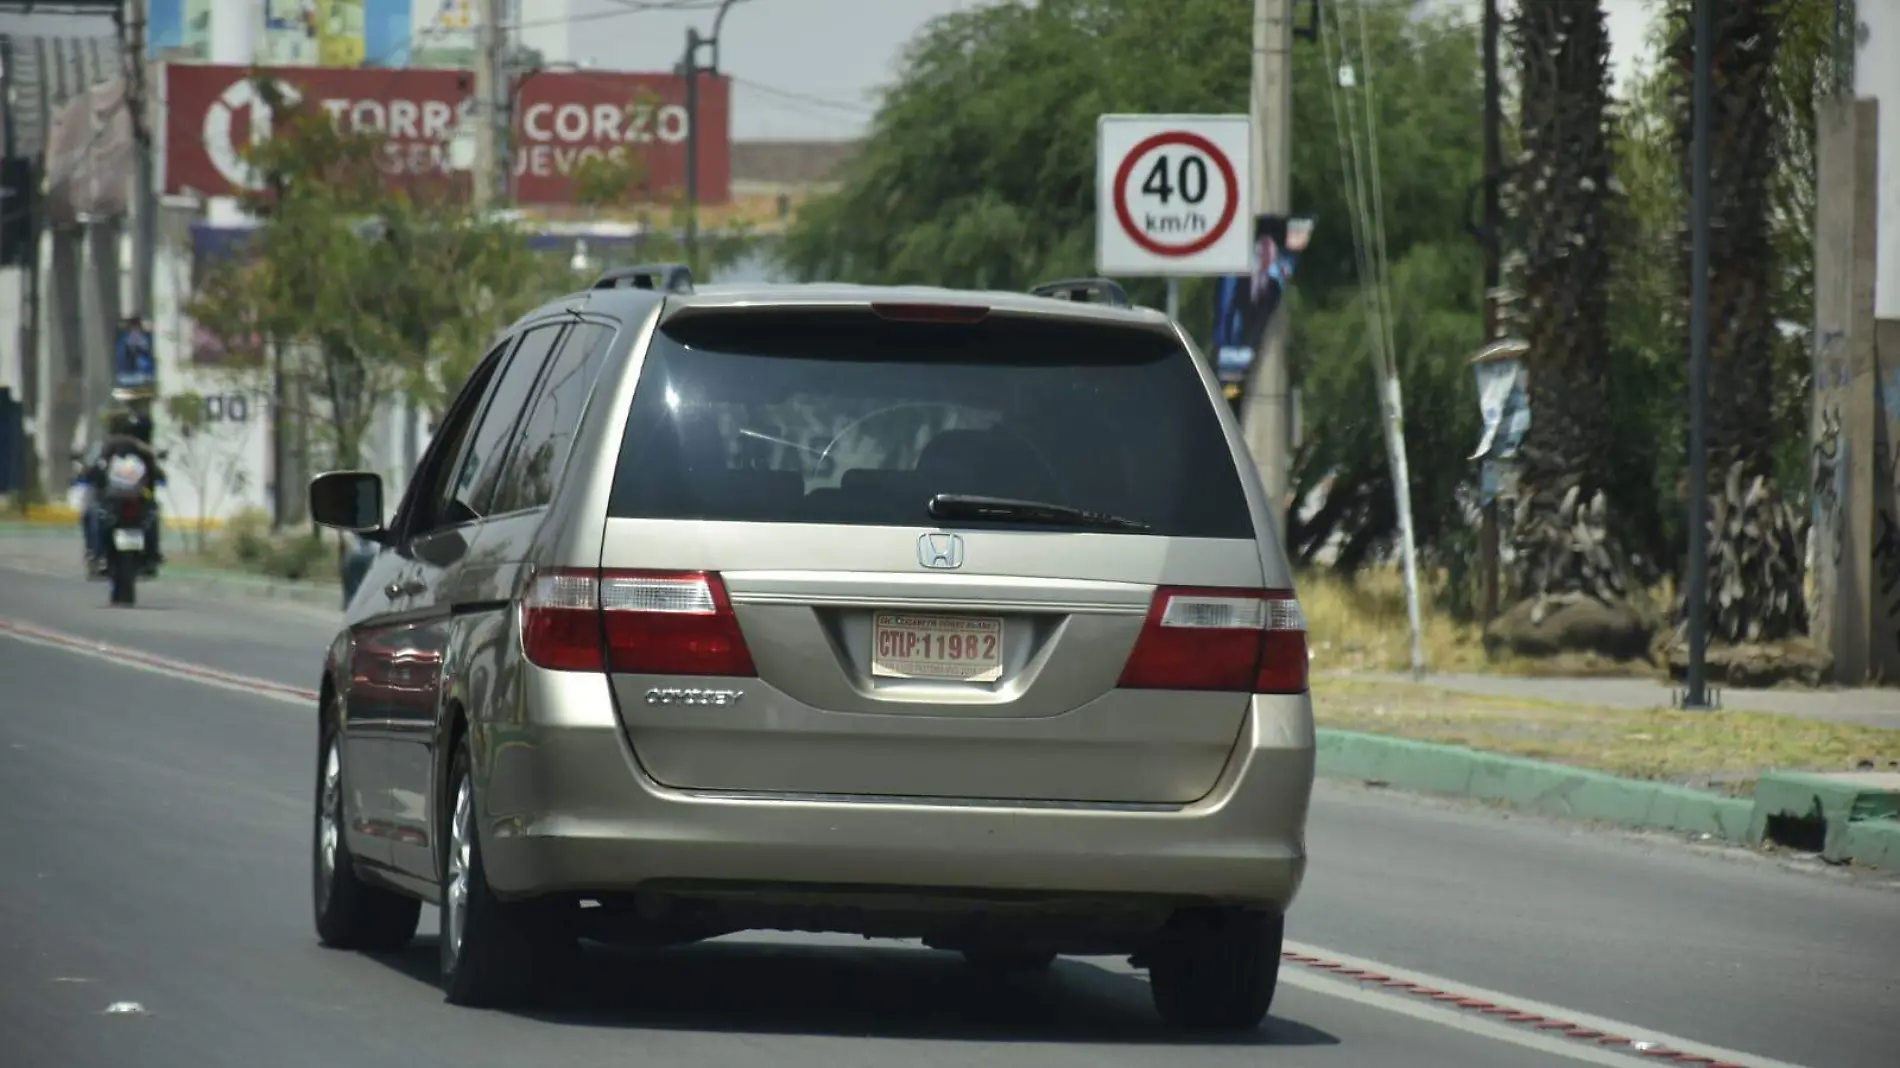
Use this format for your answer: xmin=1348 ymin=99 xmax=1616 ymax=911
xmin=151 ymin=230 xmax=272 ymax=526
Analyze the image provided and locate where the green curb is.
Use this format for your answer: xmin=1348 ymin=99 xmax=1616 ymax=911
xmin=1315 ymin=730 xmax=1900 ymax=871
xmin=1748 ymin=770 xmax=1900 ymax=863
xmin=1838 ymin=818 xmax=1900 ymax=870
xmin=1315 ymin=729 xmax=1756 ymax=842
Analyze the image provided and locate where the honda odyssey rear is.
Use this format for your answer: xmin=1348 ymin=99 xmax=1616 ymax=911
xmin=308 ymin=270 xmax=1314 ymax=1031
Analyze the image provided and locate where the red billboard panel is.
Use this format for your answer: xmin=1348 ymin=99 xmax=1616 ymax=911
xmin=513 ymin=71 xmax=728 ymax=205
xmin=163 ymin=64 xmax=731 ymax=206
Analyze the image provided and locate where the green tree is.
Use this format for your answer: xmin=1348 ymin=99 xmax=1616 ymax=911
xmin=1501 ymin=0 xmax=1639 ymax=627
xmin=187 ymin=79 xmax=581 ymax=471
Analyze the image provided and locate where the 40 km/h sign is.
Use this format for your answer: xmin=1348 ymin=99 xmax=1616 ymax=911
xmin=1096 ymin=114 xmax=1252 ymax=276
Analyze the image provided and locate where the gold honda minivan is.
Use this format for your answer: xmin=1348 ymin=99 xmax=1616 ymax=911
xmin=307 ymin=267 xmax=1315 ymax=1031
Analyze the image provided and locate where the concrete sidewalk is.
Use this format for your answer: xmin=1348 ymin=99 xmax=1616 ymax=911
xmin=1330 ymin=669 xmax=1900 ymax=730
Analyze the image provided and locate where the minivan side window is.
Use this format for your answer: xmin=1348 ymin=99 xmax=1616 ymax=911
xmin=399 ymin=336 xmax=515 ymax=537
xmin=446 ymin=324 xmax=566 ymax=521
xmin=489 ymin=322 xmax=616 ymax=515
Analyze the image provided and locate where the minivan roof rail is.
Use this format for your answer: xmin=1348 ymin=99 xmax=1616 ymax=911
xmin=1029 ymin=277 xmax=1130 ymax=308
xmin=594 ymin=263 xmax=695 ymax=294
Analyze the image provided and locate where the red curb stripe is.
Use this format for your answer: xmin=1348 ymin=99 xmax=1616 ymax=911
xmin=1279 ymin=952 xmax=1759 ymax=1067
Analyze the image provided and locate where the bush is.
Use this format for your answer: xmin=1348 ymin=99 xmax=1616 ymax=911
xmin=209 ymin=508 xmax=339 ymax=583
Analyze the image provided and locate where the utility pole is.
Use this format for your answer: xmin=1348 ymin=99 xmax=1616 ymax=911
xmin=1243 ymin=0 xmax=1294 ymax=522
xmin=1478 ymin=0 xmax=1502 ymax=624
xmin=1683 ymin=0 xmax=1713 ymax=708
xmin=682 ymin=27 xmax=701 ymax=266
xmin=682 ymin=1 xmax=738 ymax=270
xmin=122 ymin=0 xmax=156 ymax=322
xmin=471 ymin=0 xmax=503 ymax=210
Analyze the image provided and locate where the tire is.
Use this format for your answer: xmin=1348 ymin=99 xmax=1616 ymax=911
xmin=109 ymin=551 xmax=136 ymax=606
xmin=1147 ymin=909 xmax=1283 ymax=1031
xmin=439 ymin=737 xmax=572 ymax=1007
xmin=313 ymin=718 xmax=422 ymax=950
xmin=961 ymin=948 xmax=1057 ymax=973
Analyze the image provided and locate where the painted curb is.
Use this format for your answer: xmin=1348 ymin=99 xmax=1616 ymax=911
xmin=1838 ymin=818 xmax=1900 ymax=870
xmin=1314 ymin=729 xmax=1756 ymax=842
xmin=1315 ymin=729 xmax=1900 ymax=872
xmin=1749 ymin=770 xmax=1900 ymax=863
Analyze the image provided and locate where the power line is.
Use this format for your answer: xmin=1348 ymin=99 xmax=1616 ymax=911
xmin=730 ymin=76 xmax=871 ymax=117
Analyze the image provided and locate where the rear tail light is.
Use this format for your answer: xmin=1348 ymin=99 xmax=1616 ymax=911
xmin=118 ymin=497 xmax=143 ymax=521
xmin=1117 ymin=586 xmax=1307 ymax=694
xmin=520 ymin=568 xmax=757 ymax=677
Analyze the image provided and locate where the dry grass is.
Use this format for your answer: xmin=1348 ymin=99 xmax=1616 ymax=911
xmin=1316 ymin=678 xmax=1900 ymax=793
xmin=1299 ymin=567 xmax=1668 ymax=679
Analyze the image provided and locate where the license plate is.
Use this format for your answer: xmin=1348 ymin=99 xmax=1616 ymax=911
xmin=871 ymin=612 xmax=1004 ymax=682
xmin=112 ymin=528 xmax=145 ymax=551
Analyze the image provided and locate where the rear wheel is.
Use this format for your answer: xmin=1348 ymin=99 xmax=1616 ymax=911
xmin=961 ymin=948 xmax=1057 ymax=974
xmin=1147 ymin=909 xmax=1283 ymax=1031
xmin=440 ymin=738 xmax=572 ymax=1007
xmin=313 ymin=721 xmax=421 ymax=950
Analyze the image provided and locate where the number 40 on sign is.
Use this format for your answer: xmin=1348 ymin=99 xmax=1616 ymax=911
xmin=1096 ymin=114 xmax=1252 ymax=277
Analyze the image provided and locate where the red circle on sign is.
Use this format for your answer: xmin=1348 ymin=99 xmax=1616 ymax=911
xmin=1112 ymin=130 xmax=1241 ymax=258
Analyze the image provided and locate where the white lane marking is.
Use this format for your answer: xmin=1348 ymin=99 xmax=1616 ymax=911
xmin=0 ymin=615 xmax=1805 ymax=1066
xmin=103 ymin=1001 xmax=146 ymax=1015
xmin=1284 ymin=939 xmax=1809 ymax=1068
xmin=0 ymin=617 xmax=315 ymax=708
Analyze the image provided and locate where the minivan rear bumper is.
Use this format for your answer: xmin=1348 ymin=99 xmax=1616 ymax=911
xmin=478 ymin=668 xmax=1315 ymax=911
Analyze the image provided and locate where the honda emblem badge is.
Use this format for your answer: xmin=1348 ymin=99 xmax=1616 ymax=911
xmin=917 ymin=532 xmax=965 ymax=570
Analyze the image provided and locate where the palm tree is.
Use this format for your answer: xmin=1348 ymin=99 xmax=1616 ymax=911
xmin=1668 ymin=0 xmax=1806 ymax=644
xmin=1502 ymin=0 xmax=1637 ymax=626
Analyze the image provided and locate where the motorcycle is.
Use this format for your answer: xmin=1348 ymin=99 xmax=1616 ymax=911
xmin=83 ymin=450 xmax=164 ymax=607
xmin=99 ymin=484 xmax=153 ymax=606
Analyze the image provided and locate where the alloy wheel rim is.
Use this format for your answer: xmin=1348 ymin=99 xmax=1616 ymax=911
xmin=447 ymin=776 xmax=472 ymax=966
xmin=318 ymin=740 xmax=342 ymax=898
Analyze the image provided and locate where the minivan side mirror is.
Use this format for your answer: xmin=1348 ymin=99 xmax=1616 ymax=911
xmin=309 ymin=471 xmax=388 ymax=540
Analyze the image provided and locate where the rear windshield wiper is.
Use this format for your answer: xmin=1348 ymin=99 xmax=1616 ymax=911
xmin=928 ymin=494 xmax=1153 ymax=532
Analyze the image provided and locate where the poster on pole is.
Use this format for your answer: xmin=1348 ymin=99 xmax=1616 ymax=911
xmin=1096 ymin=114 xmax=1252 ymax=276
xmin=1210 ymin=215 xmax=1311 ymax=396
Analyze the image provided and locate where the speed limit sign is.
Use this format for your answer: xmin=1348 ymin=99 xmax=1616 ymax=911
xmin=1096 ymin=114 xmax=1252 ymax=275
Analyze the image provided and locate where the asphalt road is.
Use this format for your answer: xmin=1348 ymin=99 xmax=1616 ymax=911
xmin=1 ymin=551 xmax=1896 ymax=1068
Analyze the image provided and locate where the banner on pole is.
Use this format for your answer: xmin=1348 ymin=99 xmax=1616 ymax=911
xmin=1210 ymin=215 xmax=1311 ymax=399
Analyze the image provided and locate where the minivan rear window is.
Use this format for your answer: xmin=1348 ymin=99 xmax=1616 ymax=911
xmin=605 ymin=311 xmax=1256 ymax=539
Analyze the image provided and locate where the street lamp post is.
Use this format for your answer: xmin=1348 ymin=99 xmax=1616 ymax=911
xmin=681 ymin=0 xmax=739 ymax=268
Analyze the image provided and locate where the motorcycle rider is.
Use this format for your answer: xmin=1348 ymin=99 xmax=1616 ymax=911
xmin=83 ymin=407 xmax=165 ymax=573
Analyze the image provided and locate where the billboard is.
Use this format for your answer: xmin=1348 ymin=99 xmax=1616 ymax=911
xmin=150 ymin=1 xmax=435 ymax=68
xmin=162 ymin=65 xmax=732 ymax=206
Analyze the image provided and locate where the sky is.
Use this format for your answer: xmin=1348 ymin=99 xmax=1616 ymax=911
xmin=0 ymin=0 xmax=1665 ymax=141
